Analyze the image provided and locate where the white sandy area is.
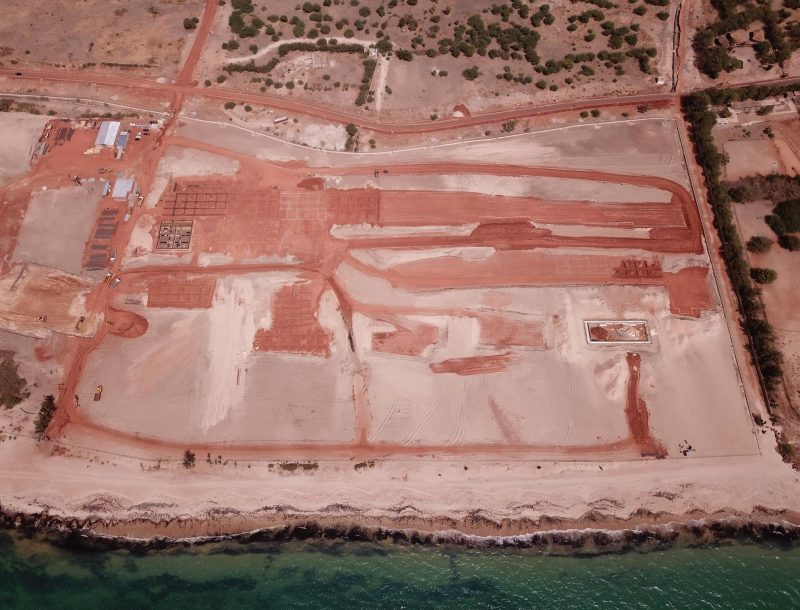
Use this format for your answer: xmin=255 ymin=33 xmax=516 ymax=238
xmin=13 ymin=184 xmax=102 ymax=275
xmin=327 ymin=173 xmax=673 ymax=203
xmin=350 ymin=247 xmax=496 ymax=270
xmin=348 ymin=276 xmax=755 ymax=456
xmin=177 ymin=118 xmax=691 ymax=185
xmin=145 ymin=145 xmax=240 ymax=208
xmin=534 ymin=223 xmax=652 ymax=238
xmin=0 ymin=112 xmax=48 ymax=187
xmin=76 ymin=272 xmax=358 ymax=443
xmin=331 ymin=223 xmax=479 ymax=239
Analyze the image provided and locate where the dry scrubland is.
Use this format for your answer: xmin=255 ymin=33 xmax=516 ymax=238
xmin=203 ymin=0 xmax=674 ymax=116
xmin=0 ymin=0 xmax=203 ymax=76
xmin=686 ymin=0 xmax=800 ymax=89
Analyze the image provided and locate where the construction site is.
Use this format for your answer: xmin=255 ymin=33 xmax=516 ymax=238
xmin=0 ymin=104 xmax=759 ymax=466
xmin=0 ymin=0 xmax=794 ymax=543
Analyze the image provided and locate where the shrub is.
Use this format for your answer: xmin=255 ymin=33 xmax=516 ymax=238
xmin=656 ymin=11 xmax=669 ymax=20
xmin=224 ymin=101 xmax=236 ymax=109
xmin=33 ymin=395 xmax=56 ymax=440
xmin=580 ymin=111 xmax=589 ymax=118
xmin=778 ymin=234 xmax=800 ymax=251
xmin=591 ymin=108 xmax=600 ymax=117
xmin=771 ymin=199 xmax=800 ymax=233
xmin=0 ymin=355 xmax=28 ymax=409
xmin=345 ymin=123 xmax=358 ymax=136
xmin=746 ymin=235 xmax=773 ymax=253
xmin=463 ymin=66 xmax=480 ymax=80
xmin=395 ymin=49 xmax=413 ymax=61
xmin=750 ymin=267 xmax=778 ymax=284
xmin=183 ymin=450 xmax=196 ymax=468
xmin=183 ymin=17 xmax=198 ymax=30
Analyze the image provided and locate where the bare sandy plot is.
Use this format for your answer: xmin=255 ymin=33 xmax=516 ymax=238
xmin=177 ymin=118 xmax=691 ymax=184
xmin=78 ymin=273 xmax=357 ymax=444
xmin=145 ymin=145 xmax=240 ymax=208
xmin=13 ymin=184 xmax=102 ymax=275
xmin=724 ymin=139 xmax=783 ymax=180
xmin=0 ymin=0 xmax=203 ymax=76
xmin=335 ymin=254 xmax=756 ymax=458
xmin=0 ymin=264 xmax=98 ymax=338
xmin=0 ymin=112 xmax=48 ymax=187
xmin=327 ymin=173 xmax=673 ymax=203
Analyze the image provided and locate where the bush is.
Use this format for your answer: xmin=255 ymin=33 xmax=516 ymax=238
xmin=656 ymin=11 xmax=670 ymax=20
xmin=34 ymin=395 xmax=56 ymax=440
xmin=183 ymin=450 xmax=196 ymax=469
xmin=778 ymin=234 xmax=800 ymax=251
xmin=345 ymin=123 xmax=358 ymax=136
xmin=395 ymin=49 xmax=413 ymax=61
xmin=750 ymin=267 xmax=778 ymax=284
xmin=183 ymin=17 xmax=198 ymax=30
xmin=769 ymin=199 xmax=800 ymax=234
xmin=0 ymin=355 xmax=28 ymax=409
xmin=462 ymin=66 xmax=480 ymax=80
xmin=746 ymin=235 xmax=773 ymax=253
xmin=224 ymin=101 xmax=236 ymax=109
xmin=591 ymin=109 xmax=600 ymax=117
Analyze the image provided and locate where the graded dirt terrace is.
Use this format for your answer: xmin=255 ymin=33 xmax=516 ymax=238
xmin=0 ymin=113 xmax=745 ymax=471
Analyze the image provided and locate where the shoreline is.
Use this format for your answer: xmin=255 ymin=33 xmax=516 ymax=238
xmin=4 ymin=505 xmax=799 ymax=554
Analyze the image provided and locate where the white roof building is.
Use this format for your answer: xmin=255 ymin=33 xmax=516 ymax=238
xmin=95 ymin=121 xmax=121 ymax=147
xmin=112 ymin=178 xmax=135 ymax=200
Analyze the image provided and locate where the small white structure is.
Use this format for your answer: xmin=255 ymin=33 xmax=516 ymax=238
xmin=95 ymin=121 xmax=121 ymax=147
xmin=112 ymin=178 xmax=136 ymax=200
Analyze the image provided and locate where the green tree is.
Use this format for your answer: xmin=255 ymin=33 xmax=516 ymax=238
xmin=746 ymin=235 xmax=773 ymax=253
xmin=34 ymin=395 xmax=56 ymax=440
xmin=778 ymin=234 xmax=800 ymax=251
xmin=463 ymin=66 xmax=480 ymax=80
xmin=750 ymin=267 xmax=778 ymax=284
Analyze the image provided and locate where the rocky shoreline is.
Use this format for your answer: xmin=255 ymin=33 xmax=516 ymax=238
xmin=2 ymin=505 xmax=799 ymax=554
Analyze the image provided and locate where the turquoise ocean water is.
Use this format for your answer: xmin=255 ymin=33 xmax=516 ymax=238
xmin=2 ymin=531 xmax=800 ymax=609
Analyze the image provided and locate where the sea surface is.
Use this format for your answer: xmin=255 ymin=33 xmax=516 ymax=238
xmin=2 ymin=531 xmax=800 ymax=609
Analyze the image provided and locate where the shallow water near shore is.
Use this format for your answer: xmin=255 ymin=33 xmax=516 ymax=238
xmin=2 ymin=531 xmax=800 ymax=608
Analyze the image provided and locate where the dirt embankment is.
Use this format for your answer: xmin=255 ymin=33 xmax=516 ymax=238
xmin=2 ymin=504 xmax=799 ymax=554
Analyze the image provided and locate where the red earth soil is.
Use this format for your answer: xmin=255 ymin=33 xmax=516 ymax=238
xmin=146 ymin=277 xmax=216 ymax=309
xmin=625 ymin=352 xmax=667 ymax=458
xmin=296 ymin=177 xmax=325 ymax=190
xmin=478 ymin=314 xmax=546 ymax=349
xmin=430 ymin=353 xmax=517 ymax=376
xmin=372 ymin=318 xmax=439 ymax=357
xmin=253 ymin=280 xmax=332 ymax=357
xmin=106 ymin=307 xmax=148 ymax=339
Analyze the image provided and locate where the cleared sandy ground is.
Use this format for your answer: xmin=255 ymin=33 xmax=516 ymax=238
xmin=724 ymin=139 xmax=783 ymax=180
xmin=327 ymin=173 xmax=673 ymax=203
xmin=77 ymin=273 xmax=357 ymax=444
xmin=144 ymin=145 xmax=240 ymax=208
xmin=0 ymin=112 xmax=48 ymax=187
xmin=177 ymin=118 xmax=691 ymax=185
xmin=13 ymin=184 xmax=102 ymax=275
xmin=0 ymin=264 xmax=98 ymax=338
